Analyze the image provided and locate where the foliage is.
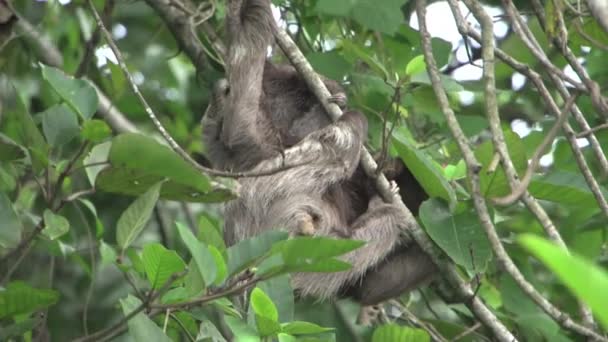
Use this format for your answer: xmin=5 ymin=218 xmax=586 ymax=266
xmin=1 ymin=0 xmax=608 ymax=341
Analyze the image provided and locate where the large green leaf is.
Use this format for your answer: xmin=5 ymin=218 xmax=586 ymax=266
xmin=96 ymin=133 xmax=233 ymax=203
xmin=120 ymin=295 xmax=172 ymax=342
xmin=116 ymin=181 xmax=162 ymax=251
xmin=392 ymin=134 xmax=456 ymax=206
xmin=519 ymin=234 xmax=608 ymax=329
xmin=0 ymin=192 xmax=22 ymax=248
xmin=0 ymin=281 xmax=59 ymax=319
xmin=40 ymin=64 xmax=99 ymax=120
xmin=141 ymin=243 xmax=186 ymax=289
xmin=419 ymin=199 xmax=493 ymax=272
xmin=40 ymin=104 xmax=79 ymax=148
xmin=176 ymin=222 xmax=217 ymax=287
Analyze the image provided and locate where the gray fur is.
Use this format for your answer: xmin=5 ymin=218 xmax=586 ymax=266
xmin=201 ymin=0 xmax=436 ymax=304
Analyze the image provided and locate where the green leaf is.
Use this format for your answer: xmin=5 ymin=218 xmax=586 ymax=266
xmin=251 ymin=288 xmax=278 ymax=321
xmin=281 ymin=321 xmax=333 ymax=335
xmin=83 ymin=141 xmax=110 ymax=187
xmin=176 ymin=221 xmax=217 ymax=286
xmin=372 ymin=324 xmax=430 ymax=342
xmin=116 ymin=181 xmax=163 ymax=251
xmin=227 ymin=230 xmax=289 ymax=275
xmin=99 ymin=240 xmax=117 ymax=266
xmin=41 ymin=209 xmax=70 ymax=240
xmin=351 ymin=0 xmax=407 ymax=34
xmin=196 ymin=320 xmax=228 ymax=342
xmin=276 ymin=237 xmax=364 ymax=265
xmin=141 ymin=243 xmax=186 ymax=289
xmin=392 ymin=135 xmax=456 ymax=206
xmin=224 ymin=316 xmax=261 ymax=342
xmin=405 ymin=55 xmax=426 ymax=76
xmin=40 ymin=64 xmax=99 ymax=120
xmin=519 ymin=234 xmax=608 ymax=329
xmin=96 ymin=133 xmax=234 ymax=203
xmin=475 ymin=130 xmax=527 ymax=197
xmin=198 ymin=215 xmax=226 ymax=253
xmin=81 ymin=119 xmax=111 ymax=143
xmin=342 ymin=41 xmax=389 ymax=79
xmin=120 ymin=295 xmax=172 ymax=342
xmin=306 ymin=51 xmax=352 ymax=81
xmin=529 ymin=171 xmax=608 ymax=206
xmin=0 ymin=134 xmax=26 ymax=161
xmin=314 ymin=0 xmax=356 ymax=16
xmin=0 ymin=84 xmax=48 ymax=171
xmin=257 ymin=276 xmax=294 ymax=323
xmin=0 ymin=281 xmax=59 ymax=319
xmin=0 ymin=192 xmax=22 ymax=248
xmin=40 ymin=104 xmax=80 ymax=148
xmin=209 ymin=245 xmax=227 ymax=286
xmin=251 ymin=288 xmax=281 ymax=337
xmin=419 ymin=200 xmax=493 ymax=272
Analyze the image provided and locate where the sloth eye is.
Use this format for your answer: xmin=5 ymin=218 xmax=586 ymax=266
xmin=224 ymin=86 xmax=230 ymax=95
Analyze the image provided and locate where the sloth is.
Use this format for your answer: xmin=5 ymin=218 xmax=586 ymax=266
xmin=201 ymin=0 xmax=435 ymax=304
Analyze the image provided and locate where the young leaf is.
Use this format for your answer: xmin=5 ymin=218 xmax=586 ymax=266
xmin=81 ymin=119 xmax=111 ymax=143
xmin=119 ymin=295 xmax=172 ymax=342
xmin=0 ymin=281 xmax=59 ymax=319
xmin=41 ymin=209 xmax=70 ymax=240
xmin=83 ymin=141 xmax=110 ymax=187
xmin=116 ymin=181 xmax=163 ymax=251
xmin=0 ymin=192 xmax=22 ymax=248
xmin=40 ymin=64 xmax=99 ymax=120
xmin=176 ymin=221 xmax=217 ymax=286
xmin=251 ymin=288 xmax=281 ymax=337
xmin=40 ymin=104 xmax=79 ymax=148
xmin=141 ymin=243 xmax=186 ymax=289
xmin=372 ymin=324 xmax=430 ymax=342
xmin=250 ymin=288 xmax=279 ymax=322
xmin=519 ymin=234 xmax=608 ymax=329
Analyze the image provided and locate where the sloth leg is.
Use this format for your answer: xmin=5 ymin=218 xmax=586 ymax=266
xmin=350 ymin=245 xmax=436 ymax=305
xmin=290 ymin=202 xmax=406 ymax=301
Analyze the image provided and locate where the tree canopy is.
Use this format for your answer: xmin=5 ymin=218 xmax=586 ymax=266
xmin=1 ymin=0 xmax=608 ymax=341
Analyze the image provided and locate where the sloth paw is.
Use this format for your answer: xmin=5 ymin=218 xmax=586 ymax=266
xmin=327 ymin=93 xmax=347 ymax=109
xmin=389 ymin=180 xmax=400 ymax=197
xmin=357 ymin=305 xmax=382 ymax=325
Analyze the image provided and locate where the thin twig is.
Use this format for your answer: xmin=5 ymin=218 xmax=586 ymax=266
xmin=72 ymin=270 xmax=187 ymax=342
xmin=491 ymin=95 xmax=575 ymax=206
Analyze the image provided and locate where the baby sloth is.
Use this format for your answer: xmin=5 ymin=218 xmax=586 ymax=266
xmin=201 ymin=0 xmax=435 ymax=304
